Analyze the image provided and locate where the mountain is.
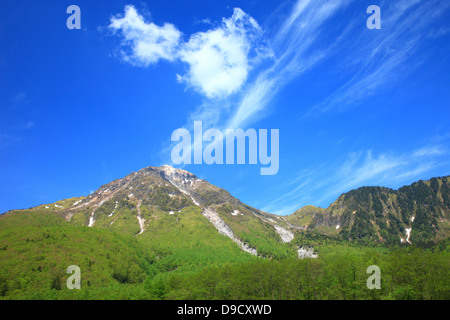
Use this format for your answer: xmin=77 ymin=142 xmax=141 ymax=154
xmin=1 ymin=166 xmax=450 ymax=300
xmin=286 ymin=176 xmax=450 ymax=244
xmin=4 ymin=165 xmax=298 ymax=260
xmin=4 ymin=166 xmax=450 ymax=253
xmin=1 ymin=165 xmax=297 ymax=299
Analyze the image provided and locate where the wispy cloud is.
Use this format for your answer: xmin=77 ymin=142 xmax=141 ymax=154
xmin=1 ymin=92 xmax=34 ymax=149
xmin=13 ymin=121 xmax=34 ymax=130
xmin=227 ymin=0 xmax=352 ymax=129
xmin=265 ymin=142 xmax=450 ymax=215
xmin=157 ymin=0 xmax=354 ymax=166
xmin=11 ymin=91 xmax=30 ymax=106
xmin=305 ymin=0 xmax=450 ymax=117
xmin=320 ymin=145 xmax=449 ymax=202
xmin=413 ymin=145 xmax=447 ymax=158
xmin=428 ymin=26 xmax=450 ymax=38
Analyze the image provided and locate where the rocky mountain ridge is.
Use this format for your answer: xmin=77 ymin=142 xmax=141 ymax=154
xmin=4 ymin=166 xmax=450 ymax=256
xmin=287 ymin=176 xmax=450 ymax=244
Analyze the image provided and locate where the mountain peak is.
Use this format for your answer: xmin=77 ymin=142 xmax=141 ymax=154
xmin=145 ymin=165 xmax=202 ymax=193
xmin=154 ymin=165 xmax=198 ymax=180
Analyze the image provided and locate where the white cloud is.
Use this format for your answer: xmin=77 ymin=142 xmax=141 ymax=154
xmin=109 ymin=6 xmax=269 ymax=98
xmin=178 ymin=8 xmax=268 ymax=98
xmin=159 ymin=0 xmax=353 ymax=165
xmin=109 ymin=1 xmax=349 ymax=127
xmin=109 ymin=5 xmax=182 ymax=66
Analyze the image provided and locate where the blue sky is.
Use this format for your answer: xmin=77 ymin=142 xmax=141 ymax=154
xmin=1 ymin=0 xmax=450 ymax=215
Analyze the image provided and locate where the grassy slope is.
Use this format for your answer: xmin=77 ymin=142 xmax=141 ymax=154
xmin=287 ymin=205 xmax=324 ymax=227
xmin=136 ymin=204 xmax=257 ymax=273
xmin=0 ymin=212 xmax=154 ymax=299
xmin=1 ymin=208 xmax=449 ymax=300
xmin=0 ymin=205 xmax=258 ymax=299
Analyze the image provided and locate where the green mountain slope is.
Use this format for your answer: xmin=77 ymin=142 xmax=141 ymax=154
xmin=1 ymin=168 xmax=450 ymax=300
xmin=5 ymin=165 xmax=298 ymax=259
xmin=0 ymin=212 xmax=154 ymax=299
xmin=288 ymin=176 xmax=450 ymax=244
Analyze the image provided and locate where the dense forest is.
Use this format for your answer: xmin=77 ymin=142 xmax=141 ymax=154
xmin=0 ymin=212 xmax=448 ymax=300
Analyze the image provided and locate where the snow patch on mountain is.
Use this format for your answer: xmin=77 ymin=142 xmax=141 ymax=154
xmin=405 ymin=228 xmax=412 ymax=244
xmin=88 ymin=212 xmax=95 ymax=227
xmin=67 ymin=175 xmax=134 ymax=221
xmin=137 ymin=215 xmax=145 ymax=235
xmin=297 ymin=247 xmax=318 ymax=259
xmin=136 ymin=200 xmax=145 ymax=235
xmin=180 ymin=189 xmax=200 ymax=206
xmin=159 ymin=165 xmax=202 ymax=206
xmin=109 ymin=202 xmax=118 ymax=217
xmin=203 ymin=208 xmax=257 ymax=256
xmin=273 ymin=225 xmax=294 ymax=243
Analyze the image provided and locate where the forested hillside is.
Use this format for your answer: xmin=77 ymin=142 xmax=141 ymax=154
xmin=289 ymin=176 xmax=450 ymax=244
xmin=1 ymin=170 xmax=449 ymax=300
